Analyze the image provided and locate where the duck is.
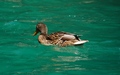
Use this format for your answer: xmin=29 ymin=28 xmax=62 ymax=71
xmin=33 ymin=22 xmax=88 ymax=47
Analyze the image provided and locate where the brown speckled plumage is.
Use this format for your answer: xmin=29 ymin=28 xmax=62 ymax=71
xmin=33 ymin=22 xmax=88 ymax=46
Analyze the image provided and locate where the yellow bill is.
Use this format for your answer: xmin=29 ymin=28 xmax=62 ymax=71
xmin=33 ymin=31 xmax=38 ymax=36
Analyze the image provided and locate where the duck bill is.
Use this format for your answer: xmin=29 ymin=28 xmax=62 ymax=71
xmin=33 ymin=31 xmax=38 ymax=36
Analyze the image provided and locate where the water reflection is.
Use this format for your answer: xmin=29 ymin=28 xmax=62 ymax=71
xmin=40 ymin=64 xmax=86 ymax=72
xmin=52 ymin=56 xmax=90 ymax=62
xmin=53 ymin=46 xmax=85 ymax=55
xmin=4 ymin=0 xmax=22 ymax=2
xmin=82 ymin=0 xmax=94 ymax=4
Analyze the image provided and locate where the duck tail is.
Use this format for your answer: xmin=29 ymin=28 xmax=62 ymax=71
xmin=74 ymin=35 xmax=81 ymax=41
xmin=74 ymin=40 xmax=89 ymax=45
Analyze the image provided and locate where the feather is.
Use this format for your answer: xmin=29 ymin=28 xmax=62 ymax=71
xmin=74 ymin=40 xmax=89 ymax=45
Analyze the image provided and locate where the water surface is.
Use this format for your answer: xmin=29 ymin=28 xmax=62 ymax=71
xmin=0 ymin=0 xmax=120 ymax=75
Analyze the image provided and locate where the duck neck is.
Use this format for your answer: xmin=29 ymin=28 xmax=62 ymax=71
xmin=40 ymin=33 xmax=48 ymax=37
xmin=40 ymin=25 xmax=48 ymax=36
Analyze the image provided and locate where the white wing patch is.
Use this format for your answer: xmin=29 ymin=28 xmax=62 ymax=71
xmin=61 ymin=34 xmax=76 ymax=40
xmin=74 ymin=40 xmax=89 ymax=45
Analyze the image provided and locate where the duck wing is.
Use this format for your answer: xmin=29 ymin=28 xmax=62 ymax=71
xmin=48 ymin=31 xmax=80 ymax=41
xmin=47 ymin=31 xmax=88 ymax=46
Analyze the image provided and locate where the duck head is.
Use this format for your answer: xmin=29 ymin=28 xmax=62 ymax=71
xmin=33 ymin=22 xmax=48 ymax=36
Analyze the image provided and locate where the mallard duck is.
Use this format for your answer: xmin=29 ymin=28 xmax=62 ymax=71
xmin=33 ymin=22 xmax=88 ymax=46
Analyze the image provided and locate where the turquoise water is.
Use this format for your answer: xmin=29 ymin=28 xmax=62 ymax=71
xmin=0 ymin=0 xmax=120 ymax=75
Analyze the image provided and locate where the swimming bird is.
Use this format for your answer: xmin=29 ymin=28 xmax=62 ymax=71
xmin=33 ymin=22 xmax=88 ymax=46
